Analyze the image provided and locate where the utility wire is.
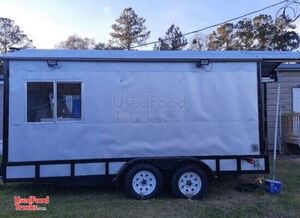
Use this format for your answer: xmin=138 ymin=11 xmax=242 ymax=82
xmin=130 ymin=0 xmax=287 ymax=49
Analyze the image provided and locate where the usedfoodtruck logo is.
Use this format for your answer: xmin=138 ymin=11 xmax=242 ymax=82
xmin=113 ymin=95 xmax=188 ymax=109
xmin=113 ymin=95 xmax=187 ymax=124
xmin=14 ymin=196 xmax=49 ymax=211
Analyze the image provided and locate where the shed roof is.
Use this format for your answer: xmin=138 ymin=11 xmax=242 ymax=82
xmin=277 ymin=63 xmax=300 ymax=71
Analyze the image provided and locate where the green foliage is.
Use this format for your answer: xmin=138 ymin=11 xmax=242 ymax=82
xmin=207 ymin=23 xmax=235 ymax=50
xmin=154 ymin=24 xmax=188 ymax=50
xmin=252 ymin=15 xmax=276 ymax=50
xmin=110 ymin=8 xmax=150 ymax=50
xmin=234 ymin=18 xmax=255 ymax=50
xmin=0 ymin=17 xmax=33 ymax=53
xmin=205 ymin=14 xmax=300 ymax=51
xmin=273 ymin=15 xmax=300 ymax=51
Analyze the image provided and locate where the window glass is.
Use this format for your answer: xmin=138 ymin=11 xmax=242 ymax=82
xmin=27 ymin=82 xmax=54 ymax=122
xmin=57 ymin=83 xmax=81 ymax=120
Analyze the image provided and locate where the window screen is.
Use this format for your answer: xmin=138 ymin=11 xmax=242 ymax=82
xmin=57 ymin=83 xmax=81 ymax=120
xmin=27 ymin=82 xmax=54 ymax=122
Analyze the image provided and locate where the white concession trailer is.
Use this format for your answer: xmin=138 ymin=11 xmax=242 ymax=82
xmin=1 ymin=49 xmax=299 ymax=199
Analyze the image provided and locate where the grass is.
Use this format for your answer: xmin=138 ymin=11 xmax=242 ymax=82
xmin=0 ymin=155 xmax=299 ymax=218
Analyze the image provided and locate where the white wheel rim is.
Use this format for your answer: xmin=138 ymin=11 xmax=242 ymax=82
xmin=132 ymin=170 xmax=157 ymax=196
xmin=178 ymin=172 xmax=202 ymax=197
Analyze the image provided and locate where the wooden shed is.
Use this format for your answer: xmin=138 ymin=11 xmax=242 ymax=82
xmin=266 ymin=64 xmax=300 ymax=154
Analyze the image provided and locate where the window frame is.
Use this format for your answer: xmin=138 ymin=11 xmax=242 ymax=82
xmin=25 ymin=81 xmax=84 ymax=124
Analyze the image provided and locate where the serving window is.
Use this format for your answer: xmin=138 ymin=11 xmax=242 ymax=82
xmin=27 ymin=82 xmax=54 ymax=122
xmin=57 ymin=83 xmax=82 ymax=120
xmin=27 ymin=82 xmax=82 ymax=122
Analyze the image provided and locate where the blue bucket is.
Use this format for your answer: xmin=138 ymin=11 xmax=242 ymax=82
xmin=265 ymin=179 xmax=282 ymax=194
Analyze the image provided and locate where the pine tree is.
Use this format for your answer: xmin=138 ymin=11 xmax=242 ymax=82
xmin=154 ymin=24 xmax=187 ymax=50
xmin=110 ymin=8 xmax=150 ymax=50
xmin=207 ymin=23 xmax=235 ymax=50
xmin=252 ymin=15 xmax=276 ymax=50
xmin=234 ymin=18 xmax=255 ymax=50
xmin=205 ymin=14 xmax=299 ymax=51
xmin=272 ymin=15 xmax=299 ymax=51
xmin=207 ymin=31 xmax=220 ymax=50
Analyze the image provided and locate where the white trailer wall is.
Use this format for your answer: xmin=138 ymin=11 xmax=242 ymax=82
xmin=8 ymin=61 xmax=259 ymax=162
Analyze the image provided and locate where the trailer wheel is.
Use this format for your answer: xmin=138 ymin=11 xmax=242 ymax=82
xmin=124 ymin=163 xmax=163 ymax=200
xmin=172 ymin=165 xmax=208 ymax=199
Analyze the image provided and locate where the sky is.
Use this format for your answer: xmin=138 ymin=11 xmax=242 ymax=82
xmin=1 ymin=0 xmax=299 ymax=50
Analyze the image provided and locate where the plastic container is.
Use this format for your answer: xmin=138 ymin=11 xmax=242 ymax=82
xmin=265 ymin=179 xmax=282 ymax=194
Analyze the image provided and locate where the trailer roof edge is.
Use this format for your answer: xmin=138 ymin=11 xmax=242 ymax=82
xmin=2 ymin=49 xmax=300 ymax=62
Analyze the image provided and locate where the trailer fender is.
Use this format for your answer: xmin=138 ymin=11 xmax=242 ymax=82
xmin=170 ymin=158 xmax=215 ymax=180
xmin=114 ymin=159 xmax=159 ymax=185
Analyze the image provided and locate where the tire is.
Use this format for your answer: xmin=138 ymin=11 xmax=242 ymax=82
xmin=172 ymin=165 xmax=208 ymax=199
xmin=124 ymin=163 xmax=163 ymax=200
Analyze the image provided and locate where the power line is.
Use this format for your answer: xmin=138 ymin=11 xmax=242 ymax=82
xmin=130 ymin=0 xmax=287 ymax=49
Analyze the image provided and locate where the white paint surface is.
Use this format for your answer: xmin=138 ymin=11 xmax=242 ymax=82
xmin=220 ymin=159 xmax=237 ymax=171
xmin=75 ymin=163 xmax=106 ymax=176
xmin=6 ymin=166 xmax=35 ymax=178
xmin=40 ymin=164 xmax=70 ymax=177
xmin=8 ymin=61 xmax=259 ymax=162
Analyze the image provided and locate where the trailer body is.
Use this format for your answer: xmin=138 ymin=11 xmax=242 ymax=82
xmin=0 ymin=50 xmax=280 ymax=186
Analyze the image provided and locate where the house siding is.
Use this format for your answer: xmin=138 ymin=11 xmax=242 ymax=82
xmin=266 ymin=71 xmax=300 ymax=152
